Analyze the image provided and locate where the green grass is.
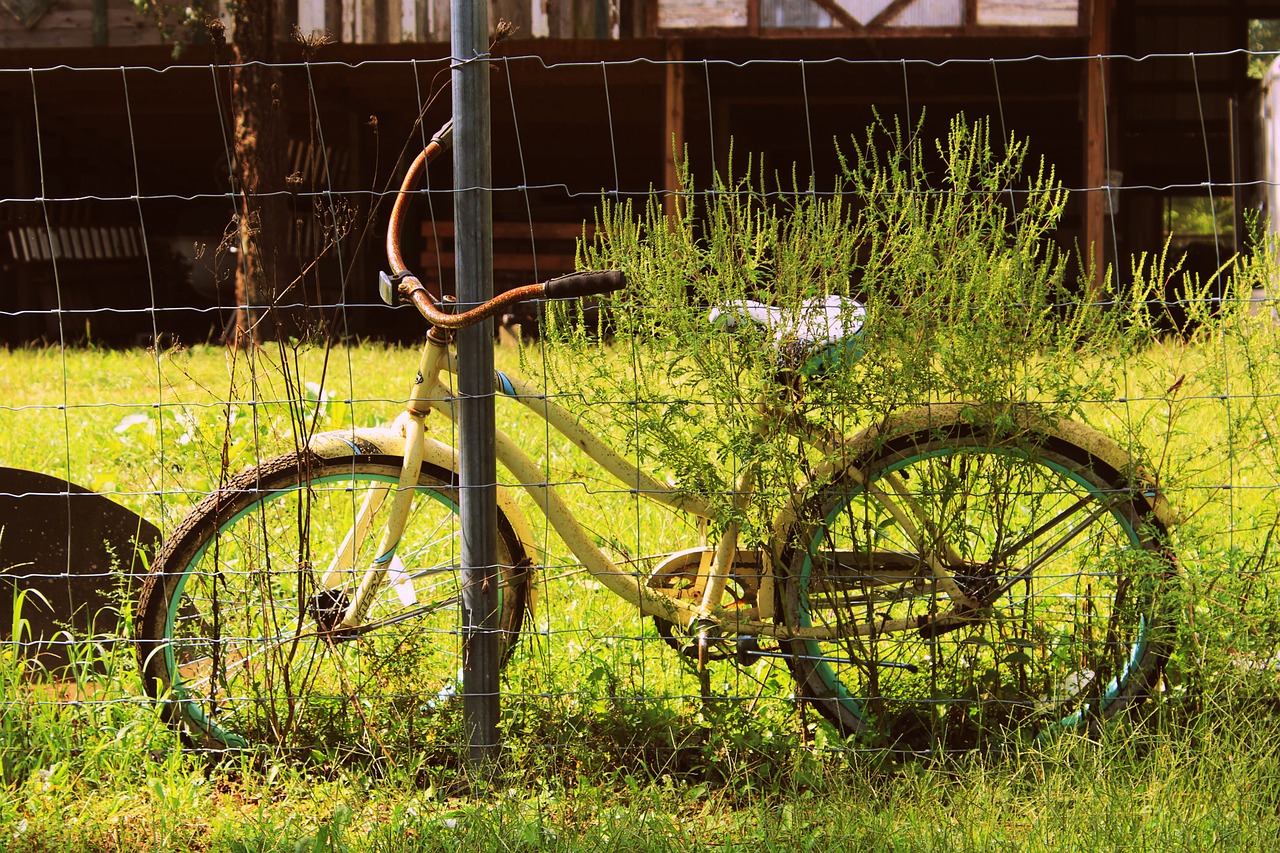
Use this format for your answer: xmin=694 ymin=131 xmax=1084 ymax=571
xmin=3 ymin=712 xmax=1279 ymax=851
xmin=2 ymin=328 xmax=1280 ymax=849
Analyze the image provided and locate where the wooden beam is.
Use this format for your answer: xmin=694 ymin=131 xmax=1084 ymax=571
xmin=325 ymin=0 xmax=342 ymax=40
xmin=653 ymin=23 xmax=1082 ymax=39
xmin=91 ymin=0 xmax=106 ymax=46
xmin=1084 ymin=0 xmax=1111 ymax=298
xmin=664 ymin=38 xmax=685 ymax=216
xmin=808 ymin=0 xmax=864 ymax=32
xmin=1230 ymin=95 xmax=1243 ymax=256
xmin=868 ymin=0 xmax=923 ymax=27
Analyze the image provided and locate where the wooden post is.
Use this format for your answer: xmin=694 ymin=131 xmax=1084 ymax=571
xmin=1084 ymin=0 xmax=1113 ymax=298
xmin=664 ymin=39 xmax=685 ymax=217
xmin=10 ymin=109 xmax=35 ymax=342
xmin=91 ymin=0 xmax=107 ymax=46
xmin=1230 ymin=95 xmax=1244 ymax=256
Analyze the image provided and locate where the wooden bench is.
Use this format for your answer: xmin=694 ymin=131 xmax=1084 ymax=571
xmin=6 ymin=224 xmax=144 ymax=264
xmin=2 ymin=222 xmax=153 ymax=343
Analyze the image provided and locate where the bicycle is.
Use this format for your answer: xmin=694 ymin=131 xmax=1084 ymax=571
xmin=136 ymin=119 xmax=1180 ymax=754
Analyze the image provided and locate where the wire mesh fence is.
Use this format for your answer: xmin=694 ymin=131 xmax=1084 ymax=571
xmin=1 ymin=46 xmax=1278 ymax=775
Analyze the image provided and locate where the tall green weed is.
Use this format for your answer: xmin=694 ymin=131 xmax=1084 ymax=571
xmin=556 ymin=116 xmax=1160 ymax=540
xmin=552 ymin=114 xmax=1280 ymax=722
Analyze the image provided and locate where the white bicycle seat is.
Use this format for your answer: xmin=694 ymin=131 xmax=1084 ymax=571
xmin=708 ymin=295 xmax=866 ymax=348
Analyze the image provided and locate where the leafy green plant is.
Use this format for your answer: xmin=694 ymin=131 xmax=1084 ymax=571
xmin=557 ymin=115 xmax=1159 ymax=544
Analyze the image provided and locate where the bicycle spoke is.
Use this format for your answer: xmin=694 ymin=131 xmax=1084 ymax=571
xmin=141 ymin=458 xmax=530 ymax=753
xmin=784 ymin=416 xmax=1172 ymax=749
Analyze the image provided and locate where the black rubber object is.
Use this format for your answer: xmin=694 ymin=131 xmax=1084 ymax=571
xmin=0 ymin=467 xmax=159 ymax=671
xmin=543 ymin=270 xmax=626 ymax=300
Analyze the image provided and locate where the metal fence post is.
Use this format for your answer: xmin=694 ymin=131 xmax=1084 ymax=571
xmin=450 ymin=0 xmax=500 ymax=769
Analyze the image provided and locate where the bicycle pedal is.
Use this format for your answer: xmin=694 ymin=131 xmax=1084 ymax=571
xmin=679 ymin=640 xmax=734 ymax=662
xmin=675 ymin=640 xmax=737 ymax=660
xmin=735 ymin=636 xmax=763 ymax=666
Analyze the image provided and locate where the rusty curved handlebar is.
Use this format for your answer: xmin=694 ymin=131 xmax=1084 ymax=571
xmin=385 ymin=119 xmax=624 ymax=331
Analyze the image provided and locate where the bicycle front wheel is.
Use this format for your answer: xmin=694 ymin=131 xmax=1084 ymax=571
xmin=782 ymin=406 xmax=1176 ymax=749
xmin=136 ymin=452 xmax=530 ymax=756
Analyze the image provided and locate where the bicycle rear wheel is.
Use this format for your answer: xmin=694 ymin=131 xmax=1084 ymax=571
xmin=782 ymin=406 xmax=1176 ymax=749
xmin=136 ymin=452 xmax=529 ymax=756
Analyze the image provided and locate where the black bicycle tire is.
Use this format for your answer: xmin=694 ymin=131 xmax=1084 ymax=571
xmin=136 ymin=451 xmax=530 ymax=753
xmin=781 ymin=409 xmax=1176 ymax=748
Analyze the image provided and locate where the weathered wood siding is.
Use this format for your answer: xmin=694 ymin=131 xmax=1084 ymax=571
xmin=667 ymin=0 xmax=1079 ymax=30
xmin=292 ymin=0 xmax=616 ymax=42
xmin=0 ymin=0 xmax=615 ymax=47
xmin=658 ymin=0 xmax=746 ymax=29
xmin=976 ymin=0 xmax=1077 ymax=27
xmin=0 ymin=0 xmax=1080 ymax=47
xmin=0 ymin=0 xmax=163 ymax=48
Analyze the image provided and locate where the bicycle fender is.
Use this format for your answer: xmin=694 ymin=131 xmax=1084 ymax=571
xmin=306 ymin=427 xmax=540 ymax=561
xmin=809 ymin=403 xmax=1182 ymax=530
xmin=936 ymin=404 xmax=1175 ymax=527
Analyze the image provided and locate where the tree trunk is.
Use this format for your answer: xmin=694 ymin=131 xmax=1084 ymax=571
xmin=226 ymin=0 xmax=285 ymax=348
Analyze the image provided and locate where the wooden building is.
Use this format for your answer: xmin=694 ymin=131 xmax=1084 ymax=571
xmin=0 ymin=0 xmax=1276 ymax=342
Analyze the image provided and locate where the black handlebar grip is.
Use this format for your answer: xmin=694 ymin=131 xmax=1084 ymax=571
xmin=543 ymin=270 xmax=627 ymax=300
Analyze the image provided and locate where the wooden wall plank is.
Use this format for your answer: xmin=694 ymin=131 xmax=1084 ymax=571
xmin=0 ymin=0 xmax=162 ymax=46
xmin=976 ymin=0 xmax=1076 ymax=27
xmin=427 ymin=0 xmax=448 ymax=41
xmin=663 ymin=38 xmax=684 ymax=214
xmin=1084 ymin=0 xmax=1111 ymax=296
xmin=360 ymin=0 xmax=378 ymax=42
xmin=547 ymin=0 xmax=569 ymax=36
xmin=341 ymin=0 xmax=358 ymax=42
xmin=91 ymin=0 xmax=106 ymax=46
xmin=573 ymin=0 xmax=595 ymax=37
xmin=398 ymin=0 xmax=415 ymax=41
xmin=0 ymin=0 xmax=162 ymax=49
xmin=297 ymin=0 xmax=326 ymax=37
xmin=658 ymin=0 xmax=747 ymax=29
xmin=530 ymin=0 xmax=548 ymax=36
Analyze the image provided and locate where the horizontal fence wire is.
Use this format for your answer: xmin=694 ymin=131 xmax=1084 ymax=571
xmin=0 ymin=47 xmax=1278 ymax=770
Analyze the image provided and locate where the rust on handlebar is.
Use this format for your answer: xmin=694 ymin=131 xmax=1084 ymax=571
xmin=401 ymin=276 xmax=546 ymax=330
xmin=388 ymin=118 xmax=537 ymax=330
xmin=386 ymin=125 xmax=549 ymax=331
xmin=386 ymin=142 xmax=443 ymax=283
xmin=386 ymin=118 xmax=624 ymax=332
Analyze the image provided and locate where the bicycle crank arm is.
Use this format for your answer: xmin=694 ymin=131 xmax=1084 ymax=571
xmin=915 ymin=607 xmax=986 ymax=640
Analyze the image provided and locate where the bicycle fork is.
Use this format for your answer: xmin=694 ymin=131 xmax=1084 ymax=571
xmin=689 ymin=464 xmax=756 ymax=667
xmin=315 ymin=342 xmax=448 ymax=631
